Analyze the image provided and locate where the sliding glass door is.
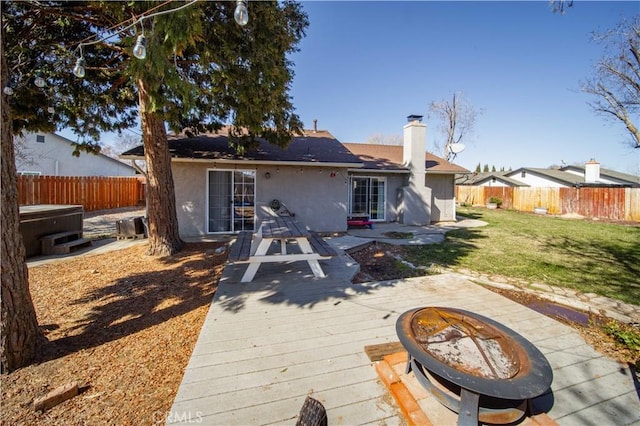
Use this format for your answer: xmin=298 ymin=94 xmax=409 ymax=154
xmin=349 ymin=176 xmax=385 ymax=220
xmin=207 ymin=169 xmax=255 ymax=233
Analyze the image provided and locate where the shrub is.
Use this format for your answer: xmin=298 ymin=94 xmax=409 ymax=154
xmin=488 ymin=196 xmax=502 ymax=207
xmin=603 ymin=321 xmax=640 ymax=351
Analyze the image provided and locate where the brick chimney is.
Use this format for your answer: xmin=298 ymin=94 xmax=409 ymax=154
xmin=585 ymin=159 xmax=600 ymax=183
xmin=398 ymin=114 xmax=431 ymax=225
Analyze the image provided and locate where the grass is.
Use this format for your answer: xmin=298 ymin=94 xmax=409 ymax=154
xmin=405 ymin=206 xmax=640 ymax=306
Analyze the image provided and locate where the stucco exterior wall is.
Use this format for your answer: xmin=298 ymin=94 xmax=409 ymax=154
xmin=173 ymin=162 xmax=209 ymax=237
xmin=428 ymin=174 xmax=456 ymax=222
xmin=383 ymin=174 xmax=406 ymax=222
xmin=258 ymin=165 xmax=349 ymax=233
xmin=172 ymin=162 xmax=350 ymax=237
xmin=16 ymin=133 xmax=136 ymax=177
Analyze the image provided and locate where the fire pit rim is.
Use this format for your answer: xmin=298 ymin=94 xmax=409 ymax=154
xmin=396 ymin=306 xmax=553 ymax=400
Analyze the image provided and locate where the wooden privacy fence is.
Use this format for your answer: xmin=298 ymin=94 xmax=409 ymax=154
xmin=18 ymin=175 xmax=146 ymax=212
xmin=456 ymin=186 xmax=640 ymax=222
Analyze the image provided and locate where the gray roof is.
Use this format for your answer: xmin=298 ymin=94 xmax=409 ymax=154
xmin=121 ymin=130 xmax=364 ymax=166
xmin=456 ymin=172 xmax=528 ymax=186
xmin=506 ymin=167 xmax=639 ymax=187
xmin=560 ymin=165 xmax=640 ymax=186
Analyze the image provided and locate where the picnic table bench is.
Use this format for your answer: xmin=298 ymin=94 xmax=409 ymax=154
xmin=227 ymin=217 xmax=337 ymax=282
xmin=308 ymin=231 xmax=337 ymax=257
xmin=228 ymin=231 xmax=254 ymax=262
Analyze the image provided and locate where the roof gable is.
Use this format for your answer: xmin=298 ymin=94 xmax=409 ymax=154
xmin=457 ymin=172 xmax=528 ymax=186
xmin=46 ymin=133 xmax=137 ymax=170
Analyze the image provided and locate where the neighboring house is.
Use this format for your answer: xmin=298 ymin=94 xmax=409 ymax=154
xmin=121 ymin=116 xmax=470 ymax=237
xmin=458 ymin=160 xmax=639 ymax=188
xmin=455 ymin=172 xmax=527 ymax=187
xmin=559 ymin=161 xmax=640 ymax=187
xmin=15 ymin=132 xmax=137 ymax=177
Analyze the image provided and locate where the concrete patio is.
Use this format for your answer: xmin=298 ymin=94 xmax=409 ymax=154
xmin=168 ymin=243 xmax=640 ymax=425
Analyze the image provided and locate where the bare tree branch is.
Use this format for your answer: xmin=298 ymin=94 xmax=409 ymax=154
xmin=429 ymin=91 xmax=480 ymax=161
xmin=582 ymin=17 xmax=640 ymax=148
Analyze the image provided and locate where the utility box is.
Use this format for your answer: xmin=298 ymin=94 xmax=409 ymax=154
xmin=116 ymin=216 xmax=146 ymax=239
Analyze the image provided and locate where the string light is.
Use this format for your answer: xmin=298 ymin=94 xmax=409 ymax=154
xmin=73 ymin=57 xmax=86 ymax=78
xmin=72 ymin=45 xmax=86 ymax=78
xmin=34 ymin=76 xmax=45 ymax=88
xmin=3 ymin=86 xmax=14 ymax=95
xmin=70 ymin=0 xmax=209 ymax=77
xmin=132 ymin=34 xmax=147 ymax=59
xmin=234 ymin=0 xmax=249 ymax=26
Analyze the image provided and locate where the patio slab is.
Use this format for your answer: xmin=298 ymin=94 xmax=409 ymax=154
xmin=168 ymin=254 xmax=640 ymax=425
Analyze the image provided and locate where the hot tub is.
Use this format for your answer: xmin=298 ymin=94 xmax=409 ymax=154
xmin=19 ymin=205 xmax=84 ymax=257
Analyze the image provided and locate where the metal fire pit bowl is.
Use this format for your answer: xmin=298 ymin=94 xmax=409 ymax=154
xmin=396 ymin=307 xmax=553 ymax=426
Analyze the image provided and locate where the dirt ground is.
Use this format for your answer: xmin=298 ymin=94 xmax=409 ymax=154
xmin=1 ymin=242 xmax=227 ymax=425
xmin=1 ymin=237 xmax=636 ymax=425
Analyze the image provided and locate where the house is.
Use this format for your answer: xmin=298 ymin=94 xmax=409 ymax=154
xmin=15 ymin=132 xmax=137 ymax=177
xmin=121 ymin=116 xmax=470 ymax=236
xmin=458 ymin=160 xmax=639 ymax=188
xmin=455 ymin=172 xmax=527 ymax=187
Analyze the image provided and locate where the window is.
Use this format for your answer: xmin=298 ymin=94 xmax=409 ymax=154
xmin=521 ymin=171 xmax=526 ymax=178
xmin=36 ymin=135 xmax=45 ymax=143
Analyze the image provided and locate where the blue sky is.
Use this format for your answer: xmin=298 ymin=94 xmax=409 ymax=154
xmin=288 ymin=1 xmax=639 ymax=174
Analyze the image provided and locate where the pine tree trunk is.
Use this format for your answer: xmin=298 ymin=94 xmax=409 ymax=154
xmin=1 ymin=35 xmax=39 ymax=373
xmin=137 ymin=78 xmax=183 ymax=257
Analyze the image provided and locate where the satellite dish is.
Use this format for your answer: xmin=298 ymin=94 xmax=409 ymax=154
xmin=449 ymin=143 xmax=466 ymax=154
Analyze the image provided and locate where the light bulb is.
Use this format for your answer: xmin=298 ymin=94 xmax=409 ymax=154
xmin=234 ymin=0 xmax=249 ymax=26
xmin=34 ymin=76 xmax=45 ymax=88
xmin=133 ymin=35 xmax=146 ymax=59
xmin=3 ymin=86 xmax=14 ymax=95
xmin=73 ymin=57 xmax=86 ymax=78
xmin=47 ymin=106 xmax=55 ymax=114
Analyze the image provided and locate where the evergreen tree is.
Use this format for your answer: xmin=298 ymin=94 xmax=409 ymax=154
xmin=1 ymin=0 xmax=308 ymax=372
xmin=475 ymin=162 xmax=481 ymax=173
xmin=483 ymin=164 xmax=489 ymax=172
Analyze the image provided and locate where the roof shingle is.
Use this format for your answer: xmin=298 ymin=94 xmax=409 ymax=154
xmin=121 ymin=129 xmax=363 ymax=165
xmin=342 ymin=143 xmax=470 ymax=174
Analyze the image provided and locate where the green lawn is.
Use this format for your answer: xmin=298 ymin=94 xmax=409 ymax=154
xmin=405 ymin=207 xmax=640 ymax=306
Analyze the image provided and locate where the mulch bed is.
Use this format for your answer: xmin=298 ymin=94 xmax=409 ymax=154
xmin=1 ymin=242 xmax=227 ymax=425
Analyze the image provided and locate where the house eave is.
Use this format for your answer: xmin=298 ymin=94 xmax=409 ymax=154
xmin=348 ymin=168 xmax=409 ymax=174
xmin=119 ymin=155 xmax=364 ymax=169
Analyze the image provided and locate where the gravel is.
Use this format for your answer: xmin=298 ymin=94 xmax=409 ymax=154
xmin=83 ymin=207 xmax=146 ymax=239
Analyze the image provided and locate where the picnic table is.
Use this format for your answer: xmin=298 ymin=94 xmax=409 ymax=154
xmin=229 ymin=216 xmax=336 ymax=283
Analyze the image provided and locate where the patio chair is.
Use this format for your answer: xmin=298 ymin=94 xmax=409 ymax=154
xmin=296 ymin=396 xmax=327 ymax=426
